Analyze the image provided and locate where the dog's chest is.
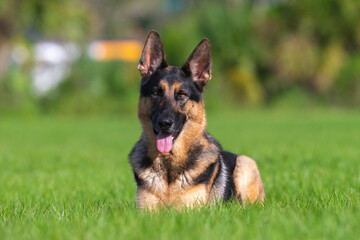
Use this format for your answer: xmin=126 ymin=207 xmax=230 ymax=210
xmin=138 ymin=156 xmax=193 ymax=193
xmin=130 ymin=141 xmax=220 ymax=205
xmin=138 ymin=163 xmax=208 ymax=205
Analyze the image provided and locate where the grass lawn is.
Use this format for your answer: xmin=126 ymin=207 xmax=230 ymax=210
xmin=0 ymin=109 xmax=359 ymax=239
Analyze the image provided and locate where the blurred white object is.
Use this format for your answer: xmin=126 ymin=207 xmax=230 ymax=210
xmin=32 ymin=41 xmax=80 ymax=96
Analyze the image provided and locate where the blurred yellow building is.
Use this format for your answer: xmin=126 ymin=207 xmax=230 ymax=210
xmin=88 ymin=40 xmax=143 ymax=62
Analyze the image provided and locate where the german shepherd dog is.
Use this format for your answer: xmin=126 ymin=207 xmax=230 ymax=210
xmin=129 ymin=31 xmax=264 ymax=210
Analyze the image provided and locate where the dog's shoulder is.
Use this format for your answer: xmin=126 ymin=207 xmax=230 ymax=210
xmin=129 ymin=138 xmax=152 ymax=171
xmin=129 ymin=139 xmax=144 ymax=161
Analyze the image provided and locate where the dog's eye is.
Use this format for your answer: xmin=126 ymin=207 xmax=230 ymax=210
xmin=152 ymin=90 xmax=160 ymax=96
xmin=177 ymin=92 xmax=187 ymax=100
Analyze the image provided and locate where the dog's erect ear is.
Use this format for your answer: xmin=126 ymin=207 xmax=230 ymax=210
xmin=182 ymin=39 xmax=212 ymax=90
xmin=138 ymin=31 xmax=167 ymax=80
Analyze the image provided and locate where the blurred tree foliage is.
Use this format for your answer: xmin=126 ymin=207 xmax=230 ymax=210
xmin=163 ymin=0 xmax=360 ymax=106
xmin=43 ymin=57 xmax=140 ymax=115
xmin=1 ymin=0 xmax=360 ymax=115
xmin=0 ymin=0 xmax=96 ymax=113
xmin=0 ymin=0 xmax=95 ymax=42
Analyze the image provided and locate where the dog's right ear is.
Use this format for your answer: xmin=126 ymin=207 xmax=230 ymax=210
xmin=138 ymin=31 xmax=167 ymax=80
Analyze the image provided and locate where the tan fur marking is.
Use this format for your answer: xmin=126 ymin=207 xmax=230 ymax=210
xmin=172 ymin=81 xmax=182 ymax=93
xmin=171 ymin=100 xmax=207 ymax=164
xmin=137 ymin=187 xmax=163 ymax=210
xmin=169 ymin=150 xmax=218 ymax=191
xmin=159 ymin=80 xmax=169 ymax=95
xmin=233 ymin=155 xmax=265 ymax=203
xmin=175 ymin=184 xmax=208 ymax=208
xmin=137 ymin=97 xmax=158 ymax=156
xmin=186 ymin=147 xmax=217 ymax=178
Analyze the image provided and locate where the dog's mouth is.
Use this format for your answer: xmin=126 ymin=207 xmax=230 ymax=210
xmin=152 ymin=115 xmax=187 ymax=153
xmin=153 ymin=124 xmax=184 ymax=153
xmin=155 ymin=131 xmax=174 ymax=153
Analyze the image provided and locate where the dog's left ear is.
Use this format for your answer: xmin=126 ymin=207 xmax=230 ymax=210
xmin=182 ymin=39 xmax=212 ymax=90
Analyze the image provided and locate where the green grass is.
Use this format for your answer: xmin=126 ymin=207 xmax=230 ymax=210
xmin=1 ymin=109 xmax=360 ymax=239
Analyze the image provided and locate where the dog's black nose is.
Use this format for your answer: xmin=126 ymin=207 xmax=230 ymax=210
xmin=158 ymin=118 xmax=173 ymax=130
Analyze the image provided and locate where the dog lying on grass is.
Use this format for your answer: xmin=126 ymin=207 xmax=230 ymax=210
xmin=129 ymin=31 xmax=264 ymax=210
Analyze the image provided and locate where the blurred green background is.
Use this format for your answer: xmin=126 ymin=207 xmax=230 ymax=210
xmin=1 ymin=0 xmax=360 ymax=116
xmin=1 ymin=1 xmax=360 ymax=239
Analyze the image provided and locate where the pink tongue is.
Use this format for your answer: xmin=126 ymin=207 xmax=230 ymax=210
xmin=156 ymin=132 xmax=173 ymax=153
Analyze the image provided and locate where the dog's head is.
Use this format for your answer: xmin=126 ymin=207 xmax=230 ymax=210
xmin=137 ymin=31 xmax=211 ymax=154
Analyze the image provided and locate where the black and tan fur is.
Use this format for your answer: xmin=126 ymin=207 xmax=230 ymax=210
xmin=129 ymin=31 xmax=264 ymax=210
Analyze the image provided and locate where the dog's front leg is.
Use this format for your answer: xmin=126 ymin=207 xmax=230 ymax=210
xmin=136 ymin=187 xmax=163 ymax=210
